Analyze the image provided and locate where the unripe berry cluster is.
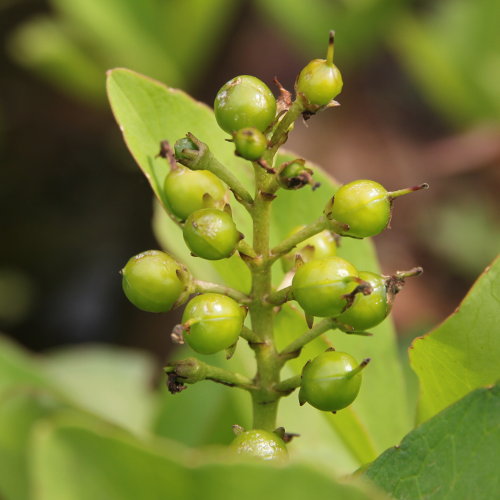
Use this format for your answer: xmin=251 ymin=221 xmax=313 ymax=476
xmin=120 ymin=31 xmax=427 ymax=460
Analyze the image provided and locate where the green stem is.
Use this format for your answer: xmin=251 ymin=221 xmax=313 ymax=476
xmin=236 ymin=240 xmax=257 ymax=259
xmin=275 ymin=375 xmax=302 ymax=395
xmin=193 ymin=280 xmax=252 ymax=304
xmin=280 ymin=318 xmax=338 ymax=356
xmin=240 ymin=326 xmax=260 ymax=343
xmin=388 ymin=182 xmax=429 ymax=200
xmin=268 ymin=100 xmax=304 ymax=151
xmin=182 ymin=133 xmax=254 ymax=210
xmin=249 ymin=165 xmax=282 ymax=431
xmin=269 ymin=216 xmax=328 ymax=263
xmin=165 ymin=358 xmax=255 ymax=391
xmin=265 ymin=286 xmax=294 ymax=306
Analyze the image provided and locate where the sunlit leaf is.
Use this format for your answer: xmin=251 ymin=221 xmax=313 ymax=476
xmin=366 ymin=384 xmax=500 ymax=500
xmin=410 ymin=256 xmax=500 ymax=422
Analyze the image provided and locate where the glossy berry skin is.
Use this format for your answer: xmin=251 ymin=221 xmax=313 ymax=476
xmin=330 ymin=180 xmax=391 ymax=238
xmin=214 ymin=75 xmax=276 ymax=134
xmin=281 ymin=227 xmax=337 ymax=272
xmin=163 ymin=166 xmax=227 ymax=221
xmin=121 ymin=250 xmax=186 ymax=313
xmin=299 ymin=351 xmax=362 ymax=411
xmin=338 ymin=271 xmax=389 ymax=331
xmin=233 ymin=127 xmax=267 ymax=161
xmin=183 ymin=208 xmax=239 ymax=260
xmin=296 ymin=59 xmax=343 ymax=107
xmin=231 ymin=430 xmax=288 ymax=462
xmin=292 ymin=256 xmax=359 ymax=317
xmin=182 ymin=293 xmax=244 ymax=355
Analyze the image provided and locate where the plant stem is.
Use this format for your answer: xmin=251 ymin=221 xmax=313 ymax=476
xmin=240 ymin=326 xmax=260 ymax=343
xmin=165 ymin=358 xmax=255 ymax=392
xmin=280 ymin=318 xmax=338 ymax=356
xmin=275 ymin=375 xmax=302 ymax=395
xmin=265 ymin=285 xmax=294 ymax=306
xmin=268 ymin=100 xmax=304 ymax=151
xmin=193 ymin=280 xmax=252 ymax=304
xmin=184 ymin=133 xmax=254 ymax=211
xmin=248 ymin=165 xmax=282 ymax=431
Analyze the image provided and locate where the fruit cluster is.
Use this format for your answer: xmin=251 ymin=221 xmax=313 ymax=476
xmin=120 ymin=31 xmax=427 ymax=461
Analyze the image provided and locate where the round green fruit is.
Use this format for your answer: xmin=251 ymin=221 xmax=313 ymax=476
xmin=163 ymin=166 xmax=227 ymax=220
xmin=214 ymin=75 xmax=276 ymax=134
xmin=296 ymin=59 xmax=343 ymax=107
xmin=299 ymin=350 xmax=363 ymax=412
xmin=233 ymin=127 xmax=267 ymax=161
xmin=292 ymin=256 xmax=359 ymax=317
xmin=183 ymin=208 xmax=239 ymax=260
xmin=281 ymin=227 xmax=337 ymax=272
xmin=182 ymin=293 xmax=244 ymax=355
xmin=121 ymin=250 xmax=187 ymax=313
xmin=330 ymin=180 xmax=391 ymax=238
xmin=338 ymin=271 xmax=389 ymax=331
xmin=231 ymin=430 xmax=288 ymax=462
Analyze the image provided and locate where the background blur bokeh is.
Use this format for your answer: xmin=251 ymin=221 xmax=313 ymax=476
xmin=1 ymin=0 xmax=499 ymax=360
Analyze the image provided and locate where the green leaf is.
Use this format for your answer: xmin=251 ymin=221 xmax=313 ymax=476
xmin=8 ymin=16 xmax=105 ymax=104
xmin=106 ymin=68 xmax=412 ymax=470
xmin=107 ymin=68 xmax=253 ymax=292
xmin=256 ymin=0 xmax=404 ymax=68
xmin=0 ymin=388 xmax=64 ymax=500
xmin=152 ymin=348 xmax=251 ymax=447
xmin=42 ymin=345 xmax=157 ymax=434
xmin=365 ymin=384 xmax=500 ymax=500
xmin=410 ymin=256 xmax=500 ymax=422
xmin=389 ymin=0 xmax=500 ymax=125
xmin=31 ymin=415 xmax=390 ymax=500
xmin=0 ymin=335 xmax=51 ymax=397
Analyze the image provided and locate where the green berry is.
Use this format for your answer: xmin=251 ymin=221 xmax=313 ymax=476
xmin=231 ymin=430 xmax=288 ymax=462
xmin=163 ymin=166 xmax=227 ymax=220
xmin=338 ymin=271 xmax=389 ymax=331
xmin=182 ymin=293 xmax=244 ymax=355
xmin=281 ymin=226 xmax=337 ymax=272
xmin=121 ymin=250 xmax=187 ymax=313
xmin=214 ymin=75 xmax=276 ymax=134
xmin=329 ymin=180 xmax=429 ymax=238
xmin=292 ymin=256 xmax=359 ymax=317
xmin=278 ymin=160 xmax=316 ymax=190
xmin=329 ymin=180 xmax=390 ymax=238
xmin=296 ymin=32 xmax=342 ymax=107
xmin=233 ymin=127 xmax=267 ymax=161
xmin=296 ymin=60 xmax=343 ymax=107
xmin=299 ymin=350 xmax=366 ymax=412
xmin=183 ymin=208 xmax=239 ymax=260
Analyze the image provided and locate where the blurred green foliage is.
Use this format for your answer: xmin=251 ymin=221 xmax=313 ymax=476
xmin=8 ymin=0 xmax=239 ymax=104
xmin=8 ymin=0 xmax=500 ymax=125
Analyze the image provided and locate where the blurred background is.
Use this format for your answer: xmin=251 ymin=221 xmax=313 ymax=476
xmin=1 ymin=0 xmax=499 ymax=359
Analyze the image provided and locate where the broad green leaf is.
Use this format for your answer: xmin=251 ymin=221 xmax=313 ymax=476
xmin=389 ymin=0 xmax=500 ymax=125
xmin=9 ymin=0 xmax=237 ymax=104
xmin=365 ymin=384 xmax=500 ymax=500
xmin=0 ymin=334 xmax=51 ymax=397
xmin=107 ymin=68 xmax=253 ymax=292
xmin=152 ymin=347 xmax=251 ymax=447
xmin=107 ymin=68 xmax=412 ymax=469
xmin=31 ymin=416 xmax=188 ymax=500
xmin=31 ymin=415 xmax=390 ymax=500
xmin=8 ymin=17 xmax=105 ymax=104
xmin=0 ymin=388 xmax=64 ymax=500
xmin=411 ymin=256 xmax=500 ymax=422
xmin=256 ymin=0 xmax=404 ymax=68
xmin=42 ymin=345 xmax=157 ymax=434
